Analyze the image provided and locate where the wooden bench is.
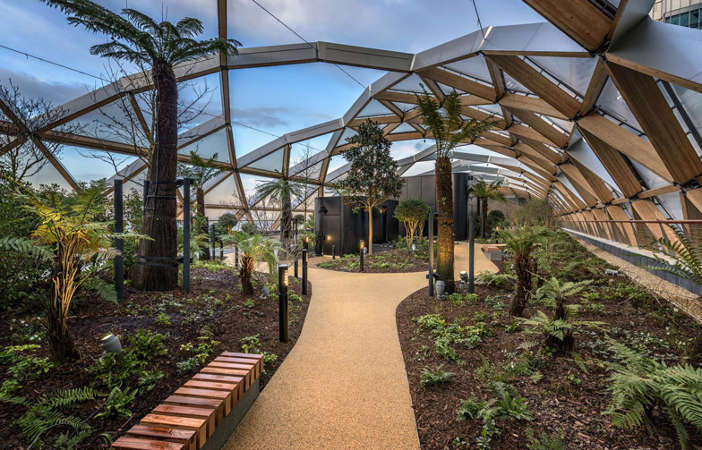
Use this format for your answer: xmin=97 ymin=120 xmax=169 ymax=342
xmin=112 ymin=352 xmax=264 ymax=450
xmin=481 ymin=244 xmax=503 ymax=261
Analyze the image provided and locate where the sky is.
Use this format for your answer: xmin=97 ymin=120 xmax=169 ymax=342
xmin=0 ymin=0 xmax=544 ymax=190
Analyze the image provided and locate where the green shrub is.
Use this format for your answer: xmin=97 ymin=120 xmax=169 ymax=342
xmin=420 ymin=365 xmax=454 ymax=386
xmin=604 ymin=339 xmax=702 ymax=449
xmin=525 ymin=428 xmax=565 ymax=450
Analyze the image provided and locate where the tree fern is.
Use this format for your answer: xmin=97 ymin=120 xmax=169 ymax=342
xmin=642 ymin=224 xmax=702 ymax=286
xmin=0 ymin=236 xmax=53 ymax=261
xmin=605 ymin=338 xmax=702 ymax=449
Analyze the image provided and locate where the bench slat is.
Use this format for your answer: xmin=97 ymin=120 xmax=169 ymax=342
xmin=152 ymin=405 xmax=216 ymax=437
xmin=140 ymin=414 xmax=207 ymax=448
xmin=163 ymin=395 xmax=224 ymax=426
xmin=200 ymin=367 xmax=251 ymax=388
xmin=112 ymin=436 xmax=185 ymax=450
xmin=125 ymin=425 xmax=196 ymax=450
xmin=174 ymin=388 xmax=232 ymax=416
xmin=214 ymin=357 xmax=260 ymax=377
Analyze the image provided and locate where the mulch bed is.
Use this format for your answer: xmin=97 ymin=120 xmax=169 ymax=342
xmin=0 ymin=265 xmax=311 ymax=449
xmin=397 ymin=265 xmax=701 ymax=449
xmin=316 ymin=248 xmax=430 ymax=273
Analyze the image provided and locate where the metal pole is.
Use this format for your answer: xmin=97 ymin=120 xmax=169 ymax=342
xmin=302 ymin=249 xmax=308 ymax=295
xmin=294 ymin=256 xmax=299 ymax=278
xmin=469 ymin=200 xmax=475 ymax=294
xmin=428 ymin=212 xmax=434 ymax=297
xmin=210 ymin=222 xmax=216 ymax=260
xmin=220 ymin=239 xmax=224 ymax=261
xmin=183 ymin=179 xmax=191 ymax=294
xmin=278 ymin=265 xmax=289 ymax=343
xmin=114 ymin=179 xmax=124 ymax=301
xmin=235 ymin=246 xmax=239 ymax=269
xmin=360 ymin=240 xmax=365 ymax=272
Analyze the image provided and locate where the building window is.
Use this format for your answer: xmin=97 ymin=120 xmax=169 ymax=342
xmin=671 ymin=14 xmax=680 ymax=25
xmin=692 ymin=9 xmax=699 ymax=28
xmin=681 ymin=12 xmax=690 ymax=27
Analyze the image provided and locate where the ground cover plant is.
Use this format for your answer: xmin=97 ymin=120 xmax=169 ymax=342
xmin=317 ymin=238 xmax=432 ymax=273
xmin=0 ymin=259 xmax=312 ymax=449
xmin=397 ymin=231 xmax=702 ymax=449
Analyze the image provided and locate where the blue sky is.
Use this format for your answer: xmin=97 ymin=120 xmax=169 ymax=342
xmin=0 ymin=0 xmax=543 ymax=185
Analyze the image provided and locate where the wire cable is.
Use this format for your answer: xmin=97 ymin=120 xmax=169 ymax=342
xmin=469 ymin=0 xmax=487 ymax=40
xmin=248 ymin=0 xmax=368 ymax=90
xmin=0 ymin=43 xmax=109 ymax=82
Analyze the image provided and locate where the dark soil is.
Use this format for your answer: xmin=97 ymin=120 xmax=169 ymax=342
xmin=0 ymin=264 xmax=311 ymax=449
xmin=316 ymin=247 xmax=430 ymax=273
xmin=397 ymin=242 xmax=702 ymax=449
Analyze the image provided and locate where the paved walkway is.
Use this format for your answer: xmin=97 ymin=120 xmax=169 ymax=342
xmin=223 ymin=243 xmax=497 ymax=450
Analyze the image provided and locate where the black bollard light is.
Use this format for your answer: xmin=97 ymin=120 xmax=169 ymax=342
xmin=360 ymin=240 xmax=365 ymax=272
xmin=428 ymin=212 xmax=434 ymax=297
xmin=182 ymin=179 xmax=191 ymax=294
xmin=302 ymin=249 xmax=308 ymax=295
xmin=220 ymin=239 xmax=224 ymax=261
xmin=332 ymin=245 xmax=336 ymax=260
xmin=294 ymin=257 xmax=299 ymax=278
xmin=278 ymin=265 xmax=289 ymax=343
xmin=114 ymin=179 xmax=124 ymax=301
xmin=210 ymin=223 xmax=216 ymax=260
xmin=235 ymin=246 xmax=239 ymax=269
xmin=304 ymin=235 xmax=309 ymax=252
xmin=469 ymin=201 xmax=476 ymax=294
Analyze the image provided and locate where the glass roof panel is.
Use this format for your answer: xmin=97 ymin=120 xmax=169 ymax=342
xmin=390 ymin=139 xmax=433 ymax=161
xmin=62 ymin=100 xmax=150 ymax=147
xmin=672 ymin=83 xmax=702 ymax=134
xmin=392 ymin=102 xmax=418 ymax=113
xmin=327 ymin=155 xmax=348 ymax=175
xmin=443 ymin=55 xmax=491 ymax=83
xmin=24 ymin=158 xmax=74 ymax=191
xmin=357 ymin=99 xmax=394 ymax=118
xmin=293 ymin=159 xmax=323 ymax=180
xmin=248 ymin=148 xmax=284 ymax=173
xmin=503 ymin=74 xmax=532 ymax=94
xmin=597 ymin=79 xmax=641 ymax=130
xmin=178 ymin=128 xmax=230 ymax=163
xmin=204 ymin=173 xmax=239 ymax=207
xmin=529 ymin=56 xmax=597 ymax=97
xmin=390 ymin=122 xmax=418 ymax=134
xmin=176 ymin=73 xmax=222 ymax=134
xmin=389 ymin=74 xmax=425 ymax=94
xmin=122 ymin=170 xmax=147 ymax=196
xmin=60 ymin=146 xmax=138 ymax=184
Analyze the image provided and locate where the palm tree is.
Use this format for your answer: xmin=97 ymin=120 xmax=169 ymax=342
xmin=225 ymin=232 xmax=280 ymax=295
xmin=42 ymin=0 xmax=240 ymax=291
xmin=499 ymin=226 xmax=547 ymax=317
xmin=470 ymin=180 xmax=507 ymax=238
xmin=178 ymin=151 xmax=225 ymax=260
xmin=416 ymin=89 xmax=493 ymax=294
xmin=254 ymin=172 xmax=303 ymax=247
xmin=9 ymin=181 xmax=126 ymax=362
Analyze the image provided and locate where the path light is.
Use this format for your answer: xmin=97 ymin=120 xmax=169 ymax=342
xmin=436 ymin=280 xmax=446 ymax=300
xmin=411 ymin=242 xmax=417 ymax=252
xmin=302 ymin=249 xmax=308 ymax=295
xmin=278 ymin=265 xmax=289 ymax=343
xmin=332 ymin=244 xmax=336 ymax=260
xmin=494 ymin=226 xmax=500 ymax=244
xmin=360 ymin=240 xmax=365 ymax=272
xmin=304 ymin=236 xmax=309 ymax=252
xmin=101 ymin=334 xmax=122 ymax=354
xmin=460 ymin=271 xmax=468 ymax=287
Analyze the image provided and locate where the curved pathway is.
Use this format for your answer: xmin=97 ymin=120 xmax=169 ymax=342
xmin=223 ymin=243 xmax=497 ymax=450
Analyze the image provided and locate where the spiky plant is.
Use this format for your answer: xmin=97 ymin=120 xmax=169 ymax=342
xmin=416 ymin=89 xmax=493 ymax=294
xmin=604 ymin=339 xmax=702 ymax=449
xmin=644 ymin=224 xmax=702 ymax=286
xmin=226 ymin=232 xmax=279 ymax=295
xmin=42 ymin=0 xmax=240 ymax=291
xmin=254 ymin=171 xmax=304 ymax=248
xmin=9 ymin=180 xmax=131 ymax=362
xmin=499 ymin=226 xmax=548 ymax=317
xmin=470 ymin=180 xmax=507 ymax=238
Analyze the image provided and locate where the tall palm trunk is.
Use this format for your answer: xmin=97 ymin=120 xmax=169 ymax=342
xmin=482 ymin=196 xmax=488 ymax=239
xmin=281 ymin=197 xmax=292 ymax=246
xmin=197 ymin=187 xmax=210 ymax=260
xmin=240 ymin=253 xmax=255 ymax=295
xmin=132 ymin=60 xmax=178 ymax=291
xmin=435 ymin=155 xmax=455 ymax=294
xmin=510 ymin=253 xmax=534 ymax=317
xmin=367 ymin=206 xmax=373 ymax=255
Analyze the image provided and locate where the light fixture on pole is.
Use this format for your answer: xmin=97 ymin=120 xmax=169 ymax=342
xmin=360 ymin=240 xmax=365 ymax=272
